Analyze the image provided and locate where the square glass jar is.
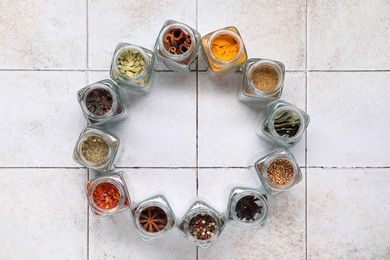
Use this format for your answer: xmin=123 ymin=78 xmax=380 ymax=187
xmin=73 ymin=126 xmax=120 ymax=172
xmin=154 ymin=20 xmax=201 ymax=74
xmin=254 ymin=148 xmax=302 ymax=195
xmin=77 ymin=79 xmax=125 ymax=126
xmin=201 ymin=26 xmax=248 ymax=78
xmin=178 ymin=200 xmax=226 ymax=249
xmin=261 ymin=100 xmax=310 ymax=147
xmin=238 ymin=58 xmax=285 ymax=103
xmin=85 ymin=173 xmax=131 ymax=217
xmin=110 ymin=43 xmax=156 ymax=94
xmin=227 ymin=187 xmax=268 ymax=228
xmin=130 ymin=194 xmax=176 ymax=241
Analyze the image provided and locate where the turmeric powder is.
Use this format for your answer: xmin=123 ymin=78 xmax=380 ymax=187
xmin=211 ymin=35 xmax=239 ymax=61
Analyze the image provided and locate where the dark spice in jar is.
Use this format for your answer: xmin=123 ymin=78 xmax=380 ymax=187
xmin=139 ymin=206 xmax=167 ymax=233
xmin=235 ymin=195 xmax=263 ymax=222
xmin=273 ymin=110 xmax=301 ymax=137
xmin=81 ymin=135 xmax=109 ymax=164
xmin=92 ymin=182 xmax=120 ymax=210
xmin=252 ymin=65 xmax=279 ymax=92
xmin=86 ymin=88 xmax=113 ymax=116
xmin=188 ymin=213 xmax=216 ymax=240
xmin=163 ymin=28 xmax=192 ymax=55
xmin=267 ymin=158 xmax=294 ymax=186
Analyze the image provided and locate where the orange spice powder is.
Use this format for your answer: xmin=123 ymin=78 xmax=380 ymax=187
xmin=210 ymin=35 xmax=239 ymax=61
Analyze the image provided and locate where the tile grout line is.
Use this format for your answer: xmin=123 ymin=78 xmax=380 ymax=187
xmin=305 ymin=0 xmax=308 ymax=259
xmin=86 ymin=0 xmax=90 ymax=257
xmin=1 ymin=166 xmax=389 ymax=169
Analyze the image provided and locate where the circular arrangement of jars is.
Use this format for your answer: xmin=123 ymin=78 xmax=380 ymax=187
xmin=73 ymin=20 xmax=310 ymax=249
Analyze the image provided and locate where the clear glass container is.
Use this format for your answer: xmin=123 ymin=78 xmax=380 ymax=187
xmin=154 ymin=20 xmax=201 ymax=74
xmin=85 ymin=173 xmax=130 ymax=217
xmin=238 ymin=58 xmax=285 ymax=103
xmin=110 ymin=43 xmax=156 ymax=94
xmin=130 ymin=194 xmax=176 ymax=241
xmin=178 ymin=200 xmax=226 ymax=249
xmin=73 ymin=126 xmax=120 ymax=172
xmin=77 ymin=79 xmax=125 ymax=126
xmin=201 ymin=26 xmax=248 ymax=78
xmin=227 ymin=187 xmax=268 ymax=228
xmin=261 ymin=100 xmax=310 ymax=147
xmin=254 ymin=148 xmax=302 ymax=195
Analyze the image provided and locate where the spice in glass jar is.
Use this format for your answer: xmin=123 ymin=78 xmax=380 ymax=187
xmin=267 ymin=158 xmax=294 ymax=186
xmin=273 ymin=110 xmax=302 ymax=138
xmin=252 ymin=65 xmax=279 ymax=92
xmin=163 ymin=28 xmax=191 ymax=55
xmin=211 ymin=35 xmax=239 ymax=61
xmin=117 ymin=50 xmax=146 ymax=79
xmin=139 ymin=206 xmax=168 ymax=233
xmin=86 ymin=88 xmax=114 ymax=116
xmin=81 ymin=135 xmax=109 ymax=164
xmin=235 ymin=195 xmax=263 ymax=222
xmin=188 ymin=213 xmax=216 ymax=241
xmin=92 ymin=182 xmax=120 ymax=210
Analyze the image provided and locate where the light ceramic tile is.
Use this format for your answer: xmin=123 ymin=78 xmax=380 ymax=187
xmin=0 ymin=71 xmax=86 ymax=167
xmin=307 ymin=168 xmax=390 ymax=259
xmin=198 ymin=0 xmax=306 ymax=70
xmin=307 ymin=72 xmax=390 ymax=167
xmin=198 ymin=72 xmax=306 ymax=167
xmin=89 ymin=168 xmax=196 ymax=259
xmin=308 ymin=0 xmax=390 ymax=70
xmin=0 ymin=169 xmax=87 ymax=260
xmin=88 ymin=0 xmax=196 ymax=70
xmin=198 ymin=168 xmax=305 ymax=259
xmin=88 ymin=71 xmax=197 ymax=167
xmin=0 ymin=0 xmax=86 ymax=69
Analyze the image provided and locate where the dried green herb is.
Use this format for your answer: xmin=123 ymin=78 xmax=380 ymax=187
xmin=273 ymin=110 xmax=301 ymax=137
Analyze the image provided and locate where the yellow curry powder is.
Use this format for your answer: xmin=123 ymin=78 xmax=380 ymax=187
xmin=211 ymin=35 xmax=239 ymax=61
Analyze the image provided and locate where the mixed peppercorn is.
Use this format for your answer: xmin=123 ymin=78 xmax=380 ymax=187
xmin=188 ymin=213 xmax=217 ymax=241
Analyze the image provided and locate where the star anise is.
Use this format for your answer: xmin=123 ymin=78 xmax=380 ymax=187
xmin=235 ymin=195 xmax=263 ymax=221
xmin=139 ymin=206 xmax=167 ymax=233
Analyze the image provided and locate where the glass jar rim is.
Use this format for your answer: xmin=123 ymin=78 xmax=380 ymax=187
xmin=76 ymin=130 xmax=113 ymax=168
xmin=247 ymin=60 xmax=284 ymax=97
xmin=81 ymin=83 xmax=118 ymax=120
xmin=88 ymin=178 xmax=125 ymax=214
xmin=134 ymin=202 xmax=172 ymax=237
xmin=184 ymin=208 xmax=220 ymax=243
xmin=207 ymin=29 xmax=244 ymax=66
xmin=158 ymin=23 xmax=195 ymax=61
xmin=113 ymin=45 xmax=150 ymax=82
xmin=262 ymin=154 xmax=299 ymax=191
xmin=268 ymin=105 xmax=305 ymax=143
xmin=230 ymin=191 xmax=268 ymax=227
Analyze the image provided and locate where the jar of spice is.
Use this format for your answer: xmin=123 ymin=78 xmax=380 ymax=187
xmin=86 ymin=173 xmax=130 ymax=217
xmin=154 ymin=20 xmax=201 ymax=74
xmin=77 ymin=79 xmax=125 ymax=126
xmin=110 ymin=43 xmax=156 ymax=94
xmin=261 ymin=100 xmax=310 ymax=147
xmin=254 ymin=148 xmax=302 ymax=194
xmin=238 ymin=58 xmax=285 ymax=103
xmin=73 ymin=126 xmax=121 ymax=172
xmin=178 ymin=200 xmax=226 ymax=248
xmin=130 ymin=195 xmax=176 ymax=241
xmin=201 ymin=26 xmax=247 ymax=78
xmin=227 ymin=187 xmax=268 ymax=228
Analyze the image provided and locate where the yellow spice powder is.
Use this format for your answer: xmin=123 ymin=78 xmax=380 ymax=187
xmin=211 ymin=35 xmax=239 ymax=61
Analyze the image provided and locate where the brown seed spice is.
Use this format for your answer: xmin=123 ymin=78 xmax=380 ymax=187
xmin=252 ymin=65 xmax=279 ymax=92
xmin=267 ymin=158 xmax=294 ymax=186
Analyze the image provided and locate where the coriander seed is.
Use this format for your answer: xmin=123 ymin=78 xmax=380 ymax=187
xmin=267 ymin=158 xmax=294 ymax=186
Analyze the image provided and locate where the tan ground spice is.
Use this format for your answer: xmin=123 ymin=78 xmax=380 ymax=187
xmin=267 ymin=158 xmax=293 ymax=186
xmin=81 ymin=136 xmax=109 ymax=164
xmin=251 ymin=65 xmax=279 ymax=92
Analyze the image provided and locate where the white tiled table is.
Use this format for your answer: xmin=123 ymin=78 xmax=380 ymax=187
xmin=0 ymin=1 xmax=389 ymax=259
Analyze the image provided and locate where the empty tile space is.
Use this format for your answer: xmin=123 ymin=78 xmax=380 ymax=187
xmin=198 ymin=168 xmax=305 ymax=259
xmin=308 ymin=0 xmax=390 ymax=70
xmin=0 ymin=0 xmax=86 ymax=69
xmin=89 ymin=168 xmax=196 ymax=259
xmin=0 ymin=168 xmax=87 ymax=259
xmin=307 ymin=72 xmax=390 ymax=167
xmin=0 ymin=71 xmax=87 ymax=167
xmin=198 ymin=71 xmax=306 ymax=167
xmin=88 ymin=0 xmax=196 ymax=70
xmin=197 ymin=0 xmax=306 ymax=70
xmin=307 ymin=168 xmax=390 ymax=259
xmin=88 ymin=71 xmax=197 ymax=167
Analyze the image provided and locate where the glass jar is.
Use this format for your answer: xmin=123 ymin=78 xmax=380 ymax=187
xmin=227 ymin=187 xmax=268 ymax=228
xmin=130 ymin=194 xmax=176 ymax=241
xmin=261 ymin=100 xmax=310 ymax=147
xmin=254 ymin=148 xmax=302 ymax=195
xmin=201 ymin=26 xmax=247 ymax=78
xmin=85 ymin=173 xmax=130 ymax=217
xmin=77 ymin=79 xmax=125 ymax=126
xmin=73 ymin=126 xmax=121 ymax=172
xmin=178 ymin=200 xmax=226 ymax=248
xmin=238 ymin=58 xmax=285 ymax=103
xmin=154 ymin=20 xmax=201 ymax=74
xmin=110 ymin=43 xmax=156 ymax=94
